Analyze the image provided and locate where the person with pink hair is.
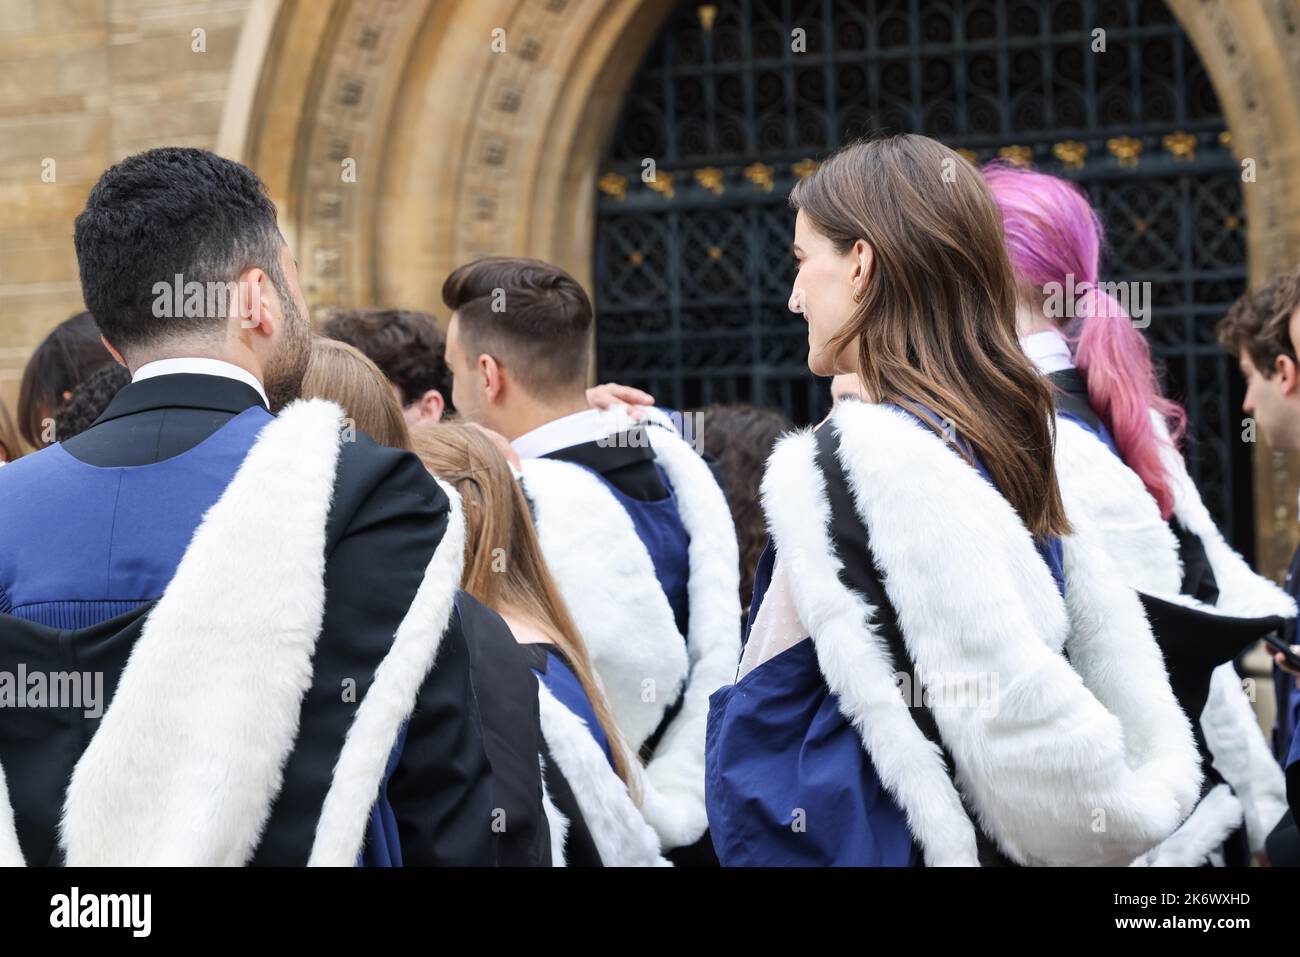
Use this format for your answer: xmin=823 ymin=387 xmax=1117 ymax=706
xmin=985 ymin=162 xmax=1297 ymax=866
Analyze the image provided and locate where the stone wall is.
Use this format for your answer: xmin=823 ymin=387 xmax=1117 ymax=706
xmin=0 ymin=0 xmax=253 ymax=418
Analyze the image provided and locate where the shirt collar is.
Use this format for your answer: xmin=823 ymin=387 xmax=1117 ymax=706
xmin=1019 ymin=330 xmax=1075 ymax=376
xmin=511 ymin=409 xmax=613 ymax=461
xmin=132 ymin=357 xmax=270 ymax=409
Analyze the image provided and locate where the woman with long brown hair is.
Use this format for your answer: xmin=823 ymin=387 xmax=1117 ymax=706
xmin=704 ymin=134 xmax=1201 ymax=866
xmin=411 ymin=422 xmax=667 ymax=866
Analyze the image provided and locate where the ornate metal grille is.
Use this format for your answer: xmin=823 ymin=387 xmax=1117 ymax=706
xmin=594 ymin=0 xmax=1251 ymax=545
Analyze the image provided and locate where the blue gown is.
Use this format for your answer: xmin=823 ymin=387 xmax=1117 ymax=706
xmin=705 ymin=406 xmax=1064 ymax=866
xmin=533 ymin=647 xmax=615 ymax=770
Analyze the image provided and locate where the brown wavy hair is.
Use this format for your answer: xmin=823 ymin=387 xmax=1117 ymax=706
xmin=410 ymin=423 xmax=637 ymax=792
xmin=689 ymin=403 xmax=791 ymax=612
xmin=790 ymin=135 xmax=1069 ymax=538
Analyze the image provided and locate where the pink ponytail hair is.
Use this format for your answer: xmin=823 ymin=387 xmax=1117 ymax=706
xmin=982 ymin=162 xmax=1187 ymax=518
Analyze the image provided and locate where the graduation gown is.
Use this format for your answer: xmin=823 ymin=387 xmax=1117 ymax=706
xmin=705 ymin=399 xmax=1202 ymax=866
xmin=519 ymin=419 xmax=741 ymax=854
xmin=0 ymin=380 xmax=495 ymax=865
xmin=1048 ymin=369 xmax=1294 ymax=865
xmin=521 ymin=645 xmax=669 ymax=867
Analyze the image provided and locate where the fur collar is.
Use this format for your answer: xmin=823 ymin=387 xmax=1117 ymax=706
xmin=762 ymin=401 xmax=1201 ymax=866
xmin=59 ymin=399 xmax=344 ymax=865
xmin=1131 ymin=784 xmax=1243 ymax=866
xmin=1055 ymin=413 xmax=1290 ymax=861
xmin=537 ymin=685 xmax=670 ymax=866
xmin=521 ymin=424 xmax=740 ymax=849
xmin=521 ymin=458 xmax=688 ymax=748
xmin=0 ymin=401 xmax=467 ymax=866
xmin=540 ymin=757 xmax=569 ymax=868
xmin=307 ymin=476 xmax=465 ymax=865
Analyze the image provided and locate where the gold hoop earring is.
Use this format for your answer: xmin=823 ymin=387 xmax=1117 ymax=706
xmin=852 ymin=287 xmax=864 ymax=304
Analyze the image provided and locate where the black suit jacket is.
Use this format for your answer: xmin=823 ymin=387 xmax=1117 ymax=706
xmin=43 ymin=373 xmax=498 ymax=865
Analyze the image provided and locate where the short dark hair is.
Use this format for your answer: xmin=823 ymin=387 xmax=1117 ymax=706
xmin=74 ymin=147 xmax=287 ymax=355
xmin=1217 ymin=268 xmax=1300 ymax=377
xmin=18 ymin=311 xmax=113 ymax=447
xmin=441 ymin=257 xmax=592 ymax=397
xmin=319 ymin=308 xmax=453 ymax=411
xmin=53 ymin=361 xmax=132 ymax=441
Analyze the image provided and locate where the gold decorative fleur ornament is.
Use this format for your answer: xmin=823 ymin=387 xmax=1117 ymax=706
xmin=1053 ymin=140 xmax=1087 ymax=170
xmin=744 ymin=162 xmax=775 ymax=192
xmin=597 ymin=172 xmax=627 ymax=201
xmin=695 ymin=167 xmax=725 ymax=195
xmin=1107 ymin=135 xmax=1143 ymax=167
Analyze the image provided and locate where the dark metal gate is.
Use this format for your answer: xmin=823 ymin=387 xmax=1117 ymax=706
xmin=594 ymin=0 xmax=1251 ymax=545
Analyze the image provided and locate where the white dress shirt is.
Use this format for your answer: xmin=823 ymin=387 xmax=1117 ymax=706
xmin=132 ymin=357 xmax=270 ymax=409
xmin=511 ymin=409 xmax=614 ymax=460
xmin=1019 ymin=329 xmax=1075 ymax=375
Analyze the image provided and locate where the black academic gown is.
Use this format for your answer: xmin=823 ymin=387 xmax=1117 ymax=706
xmin=1050 ymin=368 xmax=1283 ymax=866
xmin=0 ymin=373 xmax=498 ymax=865
xmin=458 ymin=596 xmax=552 ymax=866
xmin=541 ymin=429 xmax=719 ymax=866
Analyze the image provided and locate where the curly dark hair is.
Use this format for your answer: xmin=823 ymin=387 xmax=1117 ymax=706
xmin=53 ymin=362 xmax=132 ymax=441
xmin=18 ymin=312 xmax=114 ymax=447
xmin=689 ymin=403 xmax=793 ymax=614
xmin=320 ymin=308 xmax=453 ymax=412
xmin=74 ymin=147 xmax=288 ymax=355
xmin=1217 ymin=267 xmax=1300 ymax=377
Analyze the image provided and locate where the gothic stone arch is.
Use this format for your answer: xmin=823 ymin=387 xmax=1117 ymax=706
xmin=218 ymin=0 xmax=1300 ymax=574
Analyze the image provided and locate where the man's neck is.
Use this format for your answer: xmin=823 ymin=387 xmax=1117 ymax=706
xmin=130 ymin=356 xmax=270 ymax=409
xmin=127 ymin=347 xmax=262 ymax=383
xmin=498 ymin=395 xmax=591 ymax=443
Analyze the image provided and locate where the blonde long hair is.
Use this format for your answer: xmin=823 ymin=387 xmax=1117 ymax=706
xmin=410 ymin=423 xmax=637 ymax=791
xmin=300 ymin=337 xmax=411 ymax=450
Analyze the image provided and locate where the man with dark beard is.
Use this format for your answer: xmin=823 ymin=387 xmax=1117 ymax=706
xmin=0 ymin=148 xmax=498 ymax=866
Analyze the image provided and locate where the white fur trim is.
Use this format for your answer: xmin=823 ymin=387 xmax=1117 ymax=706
xmin=0 ymin=761 xmax=23 ymax=866
xmin=522 ymin=458 xmax=688 ymax=751
xmin=522 ymin=429 xmax=742 ymax=849
xmin=540 ymin=759 xmax=569 ymax=867
xmin=307 ymin=477 xmax=466 ymax=865
xmin=61 ymin=399 xmax=344 ymax=865
xmin=1152 ymin=410 xmax=1296 ymax=620
xmin=761 ymin=426 xmax=981 ymax=866
xmin=1201 ymin=664 xmax=1287 ymax=852
xmin=1132 ymin=784 xmax=1243 ymax=867
xmin=1056 ymin=411 xmax=1289 ymax=858
xmin=537 ymin=684 xmax=670 ymax=867
xmin=1053 ymin=416 xmax=1182 ymax=595
xmin=636 ymin=425 xmax=741 ymax=848
xmin=767 ymin=402 xmax=1201 ymax=865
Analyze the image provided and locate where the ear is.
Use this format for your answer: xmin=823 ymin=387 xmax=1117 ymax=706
xmin=100 ymin=335 xmax=127 ymax=368
xmin=236 ymin=267 xmax=277 ymax=337
xmin=417 ymin=389 xmax=446 ymax=422
xmin=850 ymin=239 xmax=874 ymax=298
xmin=1276 ymin=354 xmax=1299 ymax=397
xmin=479 ymin=354 xmax=504 ymax=403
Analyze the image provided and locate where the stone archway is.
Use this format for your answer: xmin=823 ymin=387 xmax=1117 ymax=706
xmin=217 ymin=0 xmax=674 ymax=312
xmin=1168 ymin=0 xmax=1300 ymax=576
xmin=218 ymin=0 xmax=1300 ymax=574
